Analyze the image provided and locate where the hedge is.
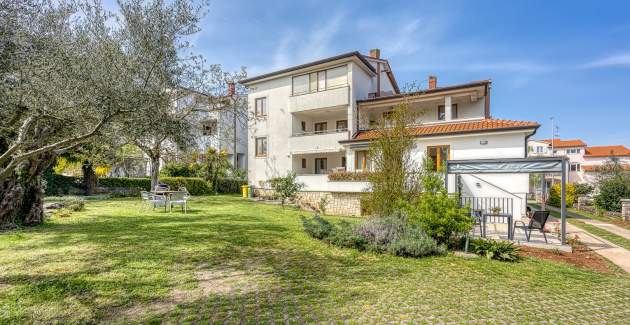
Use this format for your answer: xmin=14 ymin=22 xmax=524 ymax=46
xmin=97 ymin=177 xmax=246 ymax=195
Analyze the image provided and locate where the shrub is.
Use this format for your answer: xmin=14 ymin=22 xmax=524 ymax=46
xmin=300 ymin=214 xmax=333 ymax=240
xmin=328 ymin=171 xmax=371 ymax=182
xmin=301 ymin=213 xmax=444 ymax=258
xmin=216 ymin=177 xmax=247 ymax=194
xmin=327 ymin=221 xmax=366 ymax=249
xmin=547 ymin=183 xmax=576 ymax=207
xmin=574 ymin=183 xmax=594 ymax=196
xmin=405 ymin=191 xmax=472 ymax=245
xmin=387 ymin=226 xmax=445 ymax=257
xmin=354 ymin=216 xmax=405 ymax=252
xmin=469 ymin=239 xmax=519 ymax=261
xmin=594 ymin=174 xmax=630 ymax=212
xmin=269 ymin=172 xmax=304 ymax=208
xmin=63 ymin=197 xmax=85 ymax=212
xmin=160 ymin=162 xmax=202 ymax=177
xmin=43 ymin=169 xmax=83 ymax=195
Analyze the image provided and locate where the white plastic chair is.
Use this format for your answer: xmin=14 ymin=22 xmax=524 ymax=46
xmin=140 ymin=191 xmax=151 ymax=210
xmin=169 ymin=191 xmax=188 ymax=213
xmin=178 ymin=187 xmax=191 ymax=200
xmin=150 ymin=193 xmax=168 ymax=211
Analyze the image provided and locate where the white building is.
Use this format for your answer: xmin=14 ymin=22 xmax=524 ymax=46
xmin=241 ymin=50 xmax=540 ymax=216
xmin=527 ymin=139 xmax=630 ymax=185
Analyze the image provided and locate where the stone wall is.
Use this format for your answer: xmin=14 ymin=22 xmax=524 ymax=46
xmin=622 ymin=199 xmax=630 ymax=221
xmin=295 ymin=191 xmax=364 ymax=217
xmin=252 ymin=187 xmax=364 ymax=216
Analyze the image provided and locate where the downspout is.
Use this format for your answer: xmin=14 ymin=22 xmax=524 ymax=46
xmin=376 ymin=62 xmax=381 ymax=97
xmin=484 ymin=83 xmax=491 ymax=118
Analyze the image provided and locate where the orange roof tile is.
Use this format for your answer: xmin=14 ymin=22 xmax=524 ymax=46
xmin=349 ymin=119 xmax=539 ymax=141
xmin=584 ymin=145 xmax=630 ymax=157
xmin=539 ymin=139 xmax=587 ymax=148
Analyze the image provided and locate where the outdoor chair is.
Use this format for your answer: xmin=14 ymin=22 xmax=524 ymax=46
xmin=512 ymin=210 xmax=550 ymax=243
xmin=470 ymin=209 xmax=484 ymax=237
xmin=169 ymin=191 xmax=188 ymax=213
xmin=150 ymin=193 xmax=168 ymax=211
xmin=178 ymin=187 xmax=191 ymax=199
xmin=140 ymin=191 xmax=151 ymax=210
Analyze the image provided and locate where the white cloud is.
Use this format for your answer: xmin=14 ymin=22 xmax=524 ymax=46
xmin=581 ymin=53 xmax=630 ymax=68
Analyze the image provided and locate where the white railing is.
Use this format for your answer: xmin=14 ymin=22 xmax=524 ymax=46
xmin=292 ymin=128 xmax=348 ymax=137
xmin=289 ymin=131 xmax=348 ymax=154
xmin=295 ymin=174 xmax=370 ymax=193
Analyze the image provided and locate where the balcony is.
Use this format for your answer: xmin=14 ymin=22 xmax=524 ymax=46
xmin=289 ymin=129 xmax=348 ymax=154
xmin=289 ymin=86 xmax=349 ymax=113
xmin=295 ymin=174 xmax=370 ymax=192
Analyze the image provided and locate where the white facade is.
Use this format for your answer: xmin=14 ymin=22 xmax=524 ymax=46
xmin=242 ymin=50 xmax=538 ymax=217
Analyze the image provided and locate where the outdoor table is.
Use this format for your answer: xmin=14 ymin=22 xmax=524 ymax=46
xmin=481 ymin=212 xmax=513 ymax=240
xmin=150 ymin=190 xmax=180 ymax=211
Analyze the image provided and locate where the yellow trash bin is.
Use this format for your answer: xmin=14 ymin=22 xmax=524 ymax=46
xmin=241 ymin=185 xmax=249 ymax=198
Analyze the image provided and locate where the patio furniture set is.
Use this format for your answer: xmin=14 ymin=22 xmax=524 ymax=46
xmin=471 ymin=209 xmax=550 ymax=243
xmin=141 ymin=184 xmax=191 ymax=213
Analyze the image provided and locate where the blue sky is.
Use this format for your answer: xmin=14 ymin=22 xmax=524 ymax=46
xmin=108 ymin=0 xmax=630 ymax=146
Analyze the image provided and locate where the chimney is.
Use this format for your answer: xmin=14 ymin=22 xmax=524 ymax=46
xmin=369 ymin=48 xmax=380 ymax=59
xmin=428 ymin=75 xmax=437 ymax=90
xmin=227 ymin=82 xmax=235 ymax=96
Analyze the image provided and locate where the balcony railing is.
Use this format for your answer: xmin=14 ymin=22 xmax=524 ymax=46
xmin=292 ymin=128 xmax=348 ymax=137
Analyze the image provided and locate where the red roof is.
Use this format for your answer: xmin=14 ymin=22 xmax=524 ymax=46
xmin=348 ymin=119 xmax=539 ymax=141
xmin=539 ymin=139 xmax=587 ymax=148
xmin=584 ymin=145 xmax=630 ymax=157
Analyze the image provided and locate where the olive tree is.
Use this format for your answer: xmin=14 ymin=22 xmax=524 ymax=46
xmin=0 ymin=0 xmax=140 ymax=228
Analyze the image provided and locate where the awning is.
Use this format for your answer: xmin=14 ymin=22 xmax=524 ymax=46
xmin=447 ymin=157 xmax=565 ymax=174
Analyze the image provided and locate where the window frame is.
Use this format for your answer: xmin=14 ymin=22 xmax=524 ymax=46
xmin=314 ymin=122 xmax=328 ymax=134
xmin=355 ymin=150 xmax=370 ymax=171
xmin=254 ymin=97 xmax=267 ymax=117
xmin=255 ymin=137 xmax=268 ymax=157
xmin=291 ymin=65 xmax=347 ymax=96
xmin=336 ymin=120 xmax=348 ymax=131
xmin=427 ymin=145 xmax=451 ymax=171
xmin=437 ymin=104 xmax=458 ymax=121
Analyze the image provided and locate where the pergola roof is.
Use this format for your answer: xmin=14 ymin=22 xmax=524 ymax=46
xmin=446 ymin=156 xmax=567 ymax=174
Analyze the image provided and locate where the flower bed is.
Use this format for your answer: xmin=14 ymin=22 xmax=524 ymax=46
xmin=327 ymin=171 xmax=371 ymax=182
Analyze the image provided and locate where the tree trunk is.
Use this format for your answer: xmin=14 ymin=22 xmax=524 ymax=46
xmin=82 ymin=160 xmax=97 ymax=196
xmin=19 ymin=153 xmax=56 ymax=226
xmin=0 ymin=176 xmax=23 ymax=230
xmin=149 ymin=154 xmax=160 ymax=190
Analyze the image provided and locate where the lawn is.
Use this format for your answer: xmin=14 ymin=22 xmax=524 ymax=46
xmin=1 ymin=196 xmax=630 ymax=324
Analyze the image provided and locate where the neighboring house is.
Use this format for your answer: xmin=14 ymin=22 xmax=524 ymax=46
xmin=527 ymin=139 xmax=630 ymax=185
xmin=241 ymin=49 xmax=540 ymax=216
xmin=190 ymin=93 xmax=248 ymax=170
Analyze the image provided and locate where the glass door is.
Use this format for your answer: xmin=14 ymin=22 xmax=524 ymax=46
xmin=315 ymin=158 xmax=327 ymax=174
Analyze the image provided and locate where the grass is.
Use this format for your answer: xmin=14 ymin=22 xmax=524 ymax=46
xmin=567 ymin=207 xmax=630 ymax=230
xmin=0 ymin=196 xmax=629 ymax=323
xmin=530 ymin=203 xmax=630 ymax=250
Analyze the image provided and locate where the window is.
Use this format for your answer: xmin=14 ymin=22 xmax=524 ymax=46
xmin=570 ymin=163 xmax=581 ymax=171
xmin=292 ymin=65 xmax=347 ymax=95
xmin=315 ymin=158 xmax=327 ymax=174
xmin=567 ymin=148 xmax=582 ymax=154
xmin=355 ymin=151 xmax=371 ymax=170
xmin=301 ymin=158 xmax=306 ymax=168
xmin=255 ymin=97 xmax=267 ymax=117
xmin=314 ymin=122 xmax=327 ymax=134
xmin=437 ymin=104 xmax=458 ymax=121
xmin=317 ymin=71 xmax=326 ymax=91
xmin=202 ymin=119 xmax=217 ymax=136
xmin=427 ymin=145 xmax=450 ymax=171
xmin=301 ymin=121 xmax=306 ymax=132
xmin=536 ymin=146 xmax=544 ymax=153
xmin=336 ymin=120 xmax=348 ymax=131
xmin=341 ymin=156 xmax=346 ymax=168
xmin=438 ymin=106 xmax=445 ymax=121
xmin=255 ymin=137 xmax=267 ymax=157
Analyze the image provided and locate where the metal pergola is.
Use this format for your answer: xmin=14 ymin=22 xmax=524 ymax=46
xmin=445 ymin=156 xmax=569 ymax=244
